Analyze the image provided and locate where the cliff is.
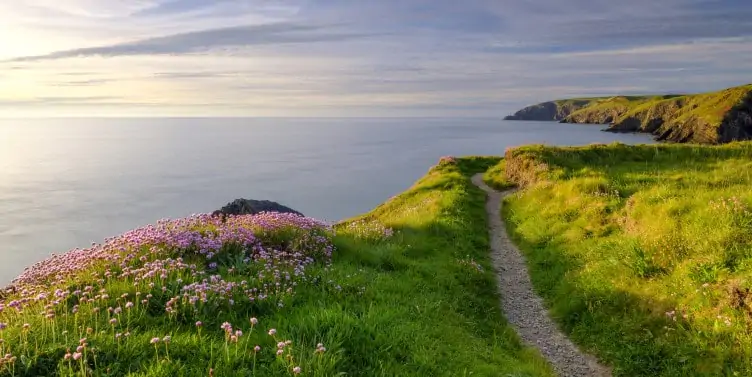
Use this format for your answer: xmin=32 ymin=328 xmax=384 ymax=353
xmin=503 ymin=99 xmax=598 ymax=121
xmin=602 ymin=85 xmax=752 ymax=143
xmin=507 ymin=84 xmax=752 ymax=144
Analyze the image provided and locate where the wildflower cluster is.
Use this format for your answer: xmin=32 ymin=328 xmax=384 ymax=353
xmin=709 ymin=197 xmax=752 ymax=227
xmin=458 ymin=257 xmax=484 ymax=273
xmin=343 ymin=219 xmax=395 ymax=241
xmin=0 ymin=212 xmax=336 ymax=375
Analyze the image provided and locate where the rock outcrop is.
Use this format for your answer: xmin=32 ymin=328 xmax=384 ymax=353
xmin=504 ymin=99 xmax=594 ymax=121
xmin=213 ymin=199 xmax=303 ymax=218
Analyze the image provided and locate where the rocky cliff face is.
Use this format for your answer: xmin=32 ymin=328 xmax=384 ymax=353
xmin=559 ymin=105 xmax=629 ymax=124
xmin=505 ymin=85 xmax=752 ymax=144
xmin=719 ymin=91 xmax=752 ymax=142
xmin=601 ymin=86 xmax=752 ymax=144
xmin=504 ymin=99 xmax=593 ymax=121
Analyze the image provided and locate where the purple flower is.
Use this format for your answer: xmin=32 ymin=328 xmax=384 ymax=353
xmin=268 ymin=328 xmax=276 ymax=336
xmin=220 ymin=322 xmax=233 ymax=333
xmin=254 ymin=345 xmax=261 ymax=352
xmin=250 ymin=317 xmax=258 ymax=325
xmin=293 ymin=366 xmax=301 ymax=375
xmin=72 ymin=352 xmax=82 ymax=360
xmin=195 ymin=321 xmax=203 ymax=327
xmin=150 ymin=337 xmax=160 ymax=344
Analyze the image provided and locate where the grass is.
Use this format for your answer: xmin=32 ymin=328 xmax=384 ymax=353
xmin=482 ymin=159 xmax=514 ymax=191
xmin=509 ymin=83 xmax=752 ymax=143
xmin=0 ymin=155 xmax=554 ymax=376
xmin=495 ymin=142 xmax=752 ymax=376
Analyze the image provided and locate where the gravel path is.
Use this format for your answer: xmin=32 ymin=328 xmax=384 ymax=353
xmin=471 ymin=174 xmax=611 ymax=377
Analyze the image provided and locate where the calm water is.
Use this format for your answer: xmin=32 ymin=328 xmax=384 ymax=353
xmin=0 ymin=118 xmax=653 ymax=284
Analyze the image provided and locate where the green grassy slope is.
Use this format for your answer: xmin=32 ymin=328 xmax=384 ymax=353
xmin=497 ymin=142 xmax=752 ymax=376
xmin=561 ymin=95 xmax=679 ymax=124
xmin=0 ymin=157 xmax=553 ymax=377
xmin=507 ymin=84 xmax=752 ymax=144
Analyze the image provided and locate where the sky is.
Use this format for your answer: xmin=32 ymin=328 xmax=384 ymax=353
xmin=1 ymin=0 xmax=751 ymax=117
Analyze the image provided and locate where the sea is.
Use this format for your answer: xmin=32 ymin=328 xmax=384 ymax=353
xmin=0 ymin=118 xmax=654 ymax=284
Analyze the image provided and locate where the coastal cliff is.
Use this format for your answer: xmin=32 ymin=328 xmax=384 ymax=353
xmin=503 ymin=99 xmax=596 ymax=121
xmin=507 ymin=84 xmax=752 ymax=144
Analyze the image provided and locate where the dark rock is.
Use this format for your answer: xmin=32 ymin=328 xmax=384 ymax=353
xmin=212 ymin=199 xmax=303 ymax=219
xmin=505 ymin=100 xmax=592 ymax=121
xmin=719 ymin=91 xmax=752 ymax=143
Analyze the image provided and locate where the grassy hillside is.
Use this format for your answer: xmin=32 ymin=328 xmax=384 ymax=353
xmin=496 ymin=142 xmax=752 ymax=376
xmin=561 ymin=95 xmax=680 ymax=124
xmin=507 ymin=84 xmax=752 ymax=144
xmin=564 ymin=85 xmax=752 ymax=143
xmin=503 ymin=98 xmax=605 ymax=121
xmin=605 ymin=85 xmax=752 ymax=143
xmin=0 ymin=157 xmax=553 ymax=376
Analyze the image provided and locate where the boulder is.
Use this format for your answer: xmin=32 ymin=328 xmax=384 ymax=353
xmin=212 ymin=199 xmax=303 ymax=218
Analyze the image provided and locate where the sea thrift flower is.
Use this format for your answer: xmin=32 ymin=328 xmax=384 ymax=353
xmin=150 ymin=337 xmax=160 ymax=344
xmin=268 ymin=328 xmax=276 ymax=336
xmin=72 ymin=352 xmax=82 ymax=360
xmin=250 ymin=317 xmax=258 ymax=325
xmin=254 ymin=345 xmax=261 ymax=352
xmin=195 ymin=321 xmax=203 ymax=327
xmin=221 ymin=322 xmax=233 ymax=333
xmin=293 ymin=366 xmax=301 ymax=374
xmin=163 ymin=336 xmax=171 ymax=343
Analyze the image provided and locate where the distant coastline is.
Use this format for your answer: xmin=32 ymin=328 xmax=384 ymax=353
xmin=504 ymin=83 xmax=752 ymax=144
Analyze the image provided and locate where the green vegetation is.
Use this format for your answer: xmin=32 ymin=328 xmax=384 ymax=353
xmin=562 ymin=95 xmax=672 ymax=124
xmin=0 ymin=155 xmax=554 ymax=376
xmin=496 ymin=142 xmax=752 ymax=376
xmin=605 ymin=84 xmax=752 ymax=143
xmin=482 ymin=159 xmax=514 ymax=191
xmin=504 ymin=98 xmax=605 ymax=121
xmin=507 ymin=83 xmax=752 ymax=144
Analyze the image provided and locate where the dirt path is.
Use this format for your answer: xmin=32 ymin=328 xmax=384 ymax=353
xmin=471 ymin=174 xmax=611 ymax=377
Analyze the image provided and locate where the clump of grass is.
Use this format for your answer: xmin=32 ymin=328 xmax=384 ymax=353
xmin=483 ymin=159 xmax=515 ymax=191
xmin=494 ymin=142 xmax=752 ymax=376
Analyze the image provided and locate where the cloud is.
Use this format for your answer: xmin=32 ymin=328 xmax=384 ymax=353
xmin=1 ymin=0 xmax=752 ymax=116
xmin=8 ymin=22 xmax=381 ymax=62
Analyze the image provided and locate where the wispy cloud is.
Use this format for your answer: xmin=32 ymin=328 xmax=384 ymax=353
xmin=1 ymin=0 xmax=751 ymax=116
xmin=8 ymin=23 xmax=378 ymax=62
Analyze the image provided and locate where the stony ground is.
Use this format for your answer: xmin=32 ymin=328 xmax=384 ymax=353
xmin=472 ymin=174 xmax=610 ymax=377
